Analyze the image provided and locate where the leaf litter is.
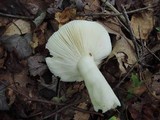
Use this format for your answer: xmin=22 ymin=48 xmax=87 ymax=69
xmin=0 ymin=0 xmax=160 ymax=120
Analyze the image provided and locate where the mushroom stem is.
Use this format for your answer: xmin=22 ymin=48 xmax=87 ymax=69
xmin=78 ymin=55 xmax=121 ymax=113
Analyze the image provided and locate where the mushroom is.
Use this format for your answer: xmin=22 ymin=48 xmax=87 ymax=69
xmin=46 ymin=20 xmax=121 ymax=113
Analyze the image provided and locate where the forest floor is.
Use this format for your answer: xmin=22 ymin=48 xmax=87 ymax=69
xmin=0 ymin=0 xmax=160 ymax=120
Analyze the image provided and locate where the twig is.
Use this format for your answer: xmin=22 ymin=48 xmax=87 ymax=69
xmin=102 ymin=0 xmax=126 ymax=23
xmin=144 ymin=45 xmax=160 ymax=62
xmin=42 ymin=101 xmax=81 ymax=120
xmin=142 ymin=74 xmax=160 ymax=100
xmin=0 ymin=80 xmax=64 ymax=106
xmin=115 ymin=61 xmax=138 ymax=88
xmin=71 ymin=107 xmax=104 ymax=117
xmin=115 ymin=43 xmax=160 ymax=88
xmin=0 ymin=12 xmax=34 ymax=20
xmin=27 ymin=111 xmax=43 ymax=118
xmin=77 ymin=5 xmax=154 ymax=17
xmin=27 ymin=98 xmax=64 ymax=106
xmin=121 ymin=5 xmax=140 ymax=58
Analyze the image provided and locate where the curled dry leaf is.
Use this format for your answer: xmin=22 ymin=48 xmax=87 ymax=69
xmin=111 ymin=36 xmax=137 ymax=74
xmin=131 ymin=11 xmax=155 ymax=40
xmin=3 ymin=19 xmax=31 ymax=36
xmin=55 ymin=7 xmax=76 ymax=26
xmin=100 ymin=18 xmax=137 ymax=74
xmin=74 ymin=102 xmax=90 ymax=120
xmin=115 ymin=52 xmax=127 ymax=74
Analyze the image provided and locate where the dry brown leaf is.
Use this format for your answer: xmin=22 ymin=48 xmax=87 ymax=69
xmin=27 ymin=54 xmax=47 ymax=76
xmin=100 ymin=18 xmax=137 ymax=74
xmin=84 ymin=0 xmax=101 ymax=13
xmin=142 ymin=69 xmax=160 ymax=98
xmin=133 ymin=86 xmax=147 ymax=95
xmin=0 ymin=34 xmax=32 ymax=59
xmin=109 ymin=36 xmax=137 ymax=74
xmin=31 ymin=33 xmax=39 ymax=49
xmin=98 ymin=17 xmax=123 ymax=36
xmin=115 ymin=52 xmax=127 ymax=74
xmin=131 ymin=11 xmax=155 ymax=40
xmin=74 ymin=102 xmax=90 ymax=120
xmin=3 ymin=19 xmax=31 ymax=36
xmin=55 ymin=7 xmax=76 ymax=25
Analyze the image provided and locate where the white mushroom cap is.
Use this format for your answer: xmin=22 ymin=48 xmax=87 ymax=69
xmin=46 ymin=20 xmax=112 ymax=82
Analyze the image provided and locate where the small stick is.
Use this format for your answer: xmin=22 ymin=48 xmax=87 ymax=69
xmin=42 ymin=102 xmax=81 ymax=120
xmin=121 ymin=5 xmax=140 ymax=58
xmin=0 ymin=12 xmax=34 ymax=20
xmin=71 ymin=107 xmax=104 ymax=117
xmin=144 ymin=45 xmax=160 ymax=62
xmin=115 ymin=61 xmax=138 ymax=88
xmin=102 ymin=0 xmax=126 ymax=23
xmin=77 ymin=5 xmax=154 ymax=17
xmin=0 ymin=80 xmax=64 ymax=106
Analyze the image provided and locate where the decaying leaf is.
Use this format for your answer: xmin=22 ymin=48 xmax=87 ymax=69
xmin=31 ymin=22 xmax=47 ymax=49
xmin=131 ymin=11 xmax=155 ymax=40
xmin=0 ymin=45 xmax=5 ymax=68
xmin=98 ymin=17 xmax=122 ymax=36
xmin=55 ymin=7 xmax=76 ymax=25
xmin=128 ymin=103 xmax=157 ymax=120
xmin=109 ymin=36 xmax=137 ymax=74
xmin=143 ymin=69 xmax=160 ymax=98
xmin=128 ymin=73 xmax=146 ymax=96
xmin=84 ymin=0 xmax=101 ymax=13
xmin=115 ymin=52 xmax=127 ymax=74
xmin=28 ymin=54 xmax=47 ymax=76
xmin=74 ymin=102 xmax=90 ymax=120
xmin=33 ymin=11 xmax=46 ymax=27
xmin=100 ymin=18 xmax=137 ymax=74
xmin=31 ymin=33 xmax=39 ymax=49
xmin=3 ymin=19 xmax=31 ymax=36
xmin=0 ymin=34 xmax=32 ymax=59
xmin=0 ymin=80 xmax=9 ymax=110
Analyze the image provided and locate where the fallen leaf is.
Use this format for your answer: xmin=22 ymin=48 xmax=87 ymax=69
xmin=143 ymin=69 xmax=160 ymax=98
xmin=128 ymin=102 xmax=142 ymax=120
xmin=33 ymin=11 xmax=46 ymax=27
xmin=131 ymin=11 xmax=155 ymax=40
xmin=31 ymin=22 xmax=47 ymax=49
xmin=55 ymin=7 xmax=76 ymax=25
xmin=0 ymin=34 xmax=32 ymax=59
xmin=150 ymin=73 xmax=160 ymax=97
xmin=0 ymin=80 xmax=9 ymax=110
xmin=0 ymin=45 xmax=5 ymax=68
xmin=75 ymin=0 xmax=84 ymax=11
xmin=109 ymin=36 xmax=137 ymax=74
xmin=74 ymin=102 xmax=90 ymax=120
xmin=27 ymin=54 xmax=47 ymax=76
xmin=115 ymin=52 xmax=127 ymax=74
xmin=30 ymin=33 xmax=39 ymax=49
xmin=84 ymin=0 xmax=101 ymax=13
xmin=127 ymin=73 xmax=146 ymax=97
xmin=5 ymin=52 xmax=23 ymax=73
xmin=98 ymin=17 xmax=122 ymax=36
xmin=3 ymin=19 xmax=31 ymax=36
xmin=100 ymin=18 xmax=137 ymax=74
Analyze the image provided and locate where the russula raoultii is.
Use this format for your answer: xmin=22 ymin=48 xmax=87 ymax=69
xmin=46 ymin=20 xmax=121 ymax=112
